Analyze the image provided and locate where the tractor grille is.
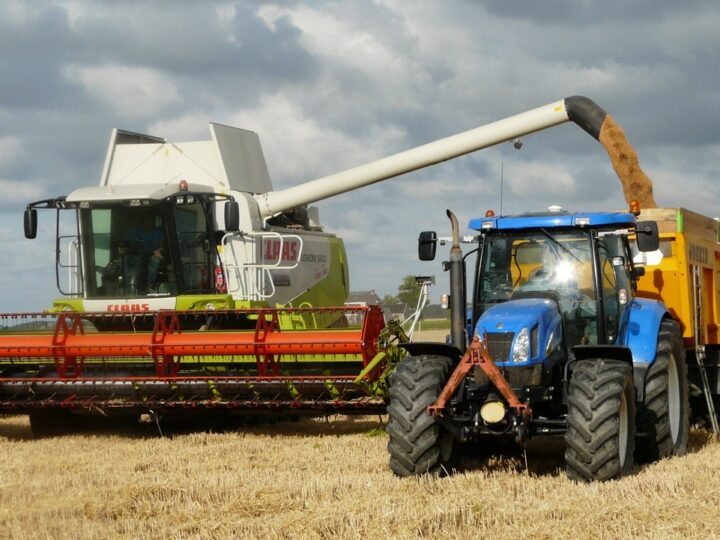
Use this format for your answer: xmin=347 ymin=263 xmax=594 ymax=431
xmin=485 ymin=332 xmax=514 ymax=362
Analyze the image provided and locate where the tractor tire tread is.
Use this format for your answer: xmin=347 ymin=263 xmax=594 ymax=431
xmin=636 ymin=319 xmax=689 ymax=462
xmin=387 ymin=355 xmax=458 ymax=477
xmin=565 ymin=359 xmax=635 ymax=482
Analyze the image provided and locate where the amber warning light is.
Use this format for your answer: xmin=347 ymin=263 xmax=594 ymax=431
xmin=629 ymin=199 xmax=641 ymax=216
xmin=485 ymin=209 xmax=496 ymax=217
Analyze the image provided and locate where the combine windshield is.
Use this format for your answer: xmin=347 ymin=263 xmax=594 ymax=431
xmin=79 ymin=201 xmax=215 ymax=298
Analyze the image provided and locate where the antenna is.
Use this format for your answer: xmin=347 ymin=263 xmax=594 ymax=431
xmin=500 ymin=161 xmax=504 ymax=216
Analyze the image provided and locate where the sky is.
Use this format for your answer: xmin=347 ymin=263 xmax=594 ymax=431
xmin=0 ymin=0 xmax=719 ymax=311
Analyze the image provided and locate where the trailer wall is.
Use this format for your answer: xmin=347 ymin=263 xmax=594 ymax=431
xmin=635 ymin=208 xmax=720 ymax=348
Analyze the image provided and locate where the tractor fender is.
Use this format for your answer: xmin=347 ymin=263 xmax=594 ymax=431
xmin=566 ymin=345 xmax=651 ymax=401
xmin=571 ymin=345 xmax=633 ymax=364
xmin=620 ymin=298 xmax=669 ymax=365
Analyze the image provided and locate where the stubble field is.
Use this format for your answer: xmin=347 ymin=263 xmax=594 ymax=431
xmin=1 ymin=328 xmax=719 ymax=539
xmin=1 ymin=415 xmax=719 ymax=539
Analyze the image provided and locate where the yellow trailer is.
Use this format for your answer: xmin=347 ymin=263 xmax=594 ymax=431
xmin=636 ymin=207 xmax=720 ymax=425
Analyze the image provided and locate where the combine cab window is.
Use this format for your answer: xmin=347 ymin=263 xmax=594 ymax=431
xmin=80 ymin=201 xmax=216 ymax=299
xmin=173 ymin=202 xmax=214 ymax=293
xmin=80 ymin=205 xmax=176 ymax=298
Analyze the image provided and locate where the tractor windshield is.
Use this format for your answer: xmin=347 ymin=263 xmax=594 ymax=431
xmin=79 ymin=201 xmax=215 ymax=298
xmin=475 ymin=230 xmax=598 ymax=345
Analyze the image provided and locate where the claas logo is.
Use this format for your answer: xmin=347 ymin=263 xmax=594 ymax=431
xmin=262 ymin=239 xmax=299 ymax=263
xmin=106 ymin=303 xmax=150 ymax=312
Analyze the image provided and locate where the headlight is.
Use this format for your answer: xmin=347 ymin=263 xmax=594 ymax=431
xmin=512 ymin=327 xmax=530 ymax=363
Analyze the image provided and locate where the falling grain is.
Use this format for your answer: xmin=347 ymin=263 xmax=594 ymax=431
xmin=598 ymin=115 xmax=657 ymax=208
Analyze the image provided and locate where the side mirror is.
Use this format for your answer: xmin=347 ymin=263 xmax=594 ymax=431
xmin=24 ymin=208 xmax=37 ymax=239
xmin=418 ymin=231 xmax=437 ymax=261
xmin=635 ymin=220 xmax=659 ymax=252
xmin=224 ymin=201 xmax=240 ymax=232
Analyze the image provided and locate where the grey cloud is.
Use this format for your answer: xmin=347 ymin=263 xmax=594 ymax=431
xmin=71 ymin=4 xmax=316 ymax=82
xmin=479 ymin=0 xmax=718 ymax=25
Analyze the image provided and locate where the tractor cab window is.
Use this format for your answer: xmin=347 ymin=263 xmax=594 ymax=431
xmin=476 ymin=230 xmax=597 ymax=347
xmin=81 ymin=204 xmax=176 ymax=297
xmin=596 ymin=233 xmax=633 ymax=343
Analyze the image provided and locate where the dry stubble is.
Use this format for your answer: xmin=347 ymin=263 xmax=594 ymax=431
xmin=1 ymin=415 xmax=719 ymax=539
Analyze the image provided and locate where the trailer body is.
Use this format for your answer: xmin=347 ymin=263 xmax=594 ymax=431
xmin=635 ymin=208 xmax=720 ymax=417
xmin=635 ymin=208 xmax=720 ymax=345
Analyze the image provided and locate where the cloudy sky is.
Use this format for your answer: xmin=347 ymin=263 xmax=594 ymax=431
xmin=1 ymin=0 xmax=719 ymax=311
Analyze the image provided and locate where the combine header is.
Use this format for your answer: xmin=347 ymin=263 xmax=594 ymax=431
xmin=0 ymin=306 xmax=385 ymax=414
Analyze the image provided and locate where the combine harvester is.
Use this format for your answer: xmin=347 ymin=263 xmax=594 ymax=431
xmin=0 ymin=97 xmax=717 ymax=476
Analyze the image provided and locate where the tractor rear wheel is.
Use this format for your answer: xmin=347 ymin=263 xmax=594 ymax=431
xmin=387 ymin=355 xmax=458 ymax=477
xmin=565 ymin=359 xmax=635 ymax=482
xmin=636 ymin=319 xmax=689 ymax=462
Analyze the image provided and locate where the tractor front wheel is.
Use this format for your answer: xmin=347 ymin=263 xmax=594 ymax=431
xmin=565 ymin=359 xmax=635 ymax=482
xmin=387 ymin=355 xmax=458 ymax=477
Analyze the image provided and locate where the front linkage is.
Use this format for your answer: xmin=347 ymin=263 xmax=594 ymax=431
xmin=427 ymin=335 xmax=532 ymax=443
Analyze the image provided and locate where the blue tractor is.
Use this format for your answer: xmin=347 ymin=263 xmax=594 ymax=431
xmin=387 ymin=208 xmax=689 ymax=481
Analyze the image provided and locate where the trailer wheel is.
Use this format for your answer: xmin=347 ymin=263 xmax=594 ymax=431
xmin=387 ymin=355 xmax=458 ymax=477
xmin=636 ymin=319 xmax=689 ymax=462
xmin=565 ymin=359 xmax=635 ymax=482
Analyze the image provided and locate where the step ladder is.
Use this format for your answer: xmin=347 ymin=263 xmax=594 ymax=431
xmin=692 ymin=265 xmax=719 ymax=433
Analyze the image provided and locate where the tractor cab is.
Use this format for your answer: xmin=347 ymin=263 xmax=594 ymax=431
xmin=468 ymin=211 xmax=656 ymax=368
xmin=474 ymin=227 xmax=627 ymax=353
xmin=417 ymin=209 xmax=659 ymax=400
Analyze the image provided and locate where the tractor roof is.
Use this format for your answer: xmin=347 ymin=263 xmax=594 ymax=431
xmin=468 ymin=211 xmax=636 ymax=232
